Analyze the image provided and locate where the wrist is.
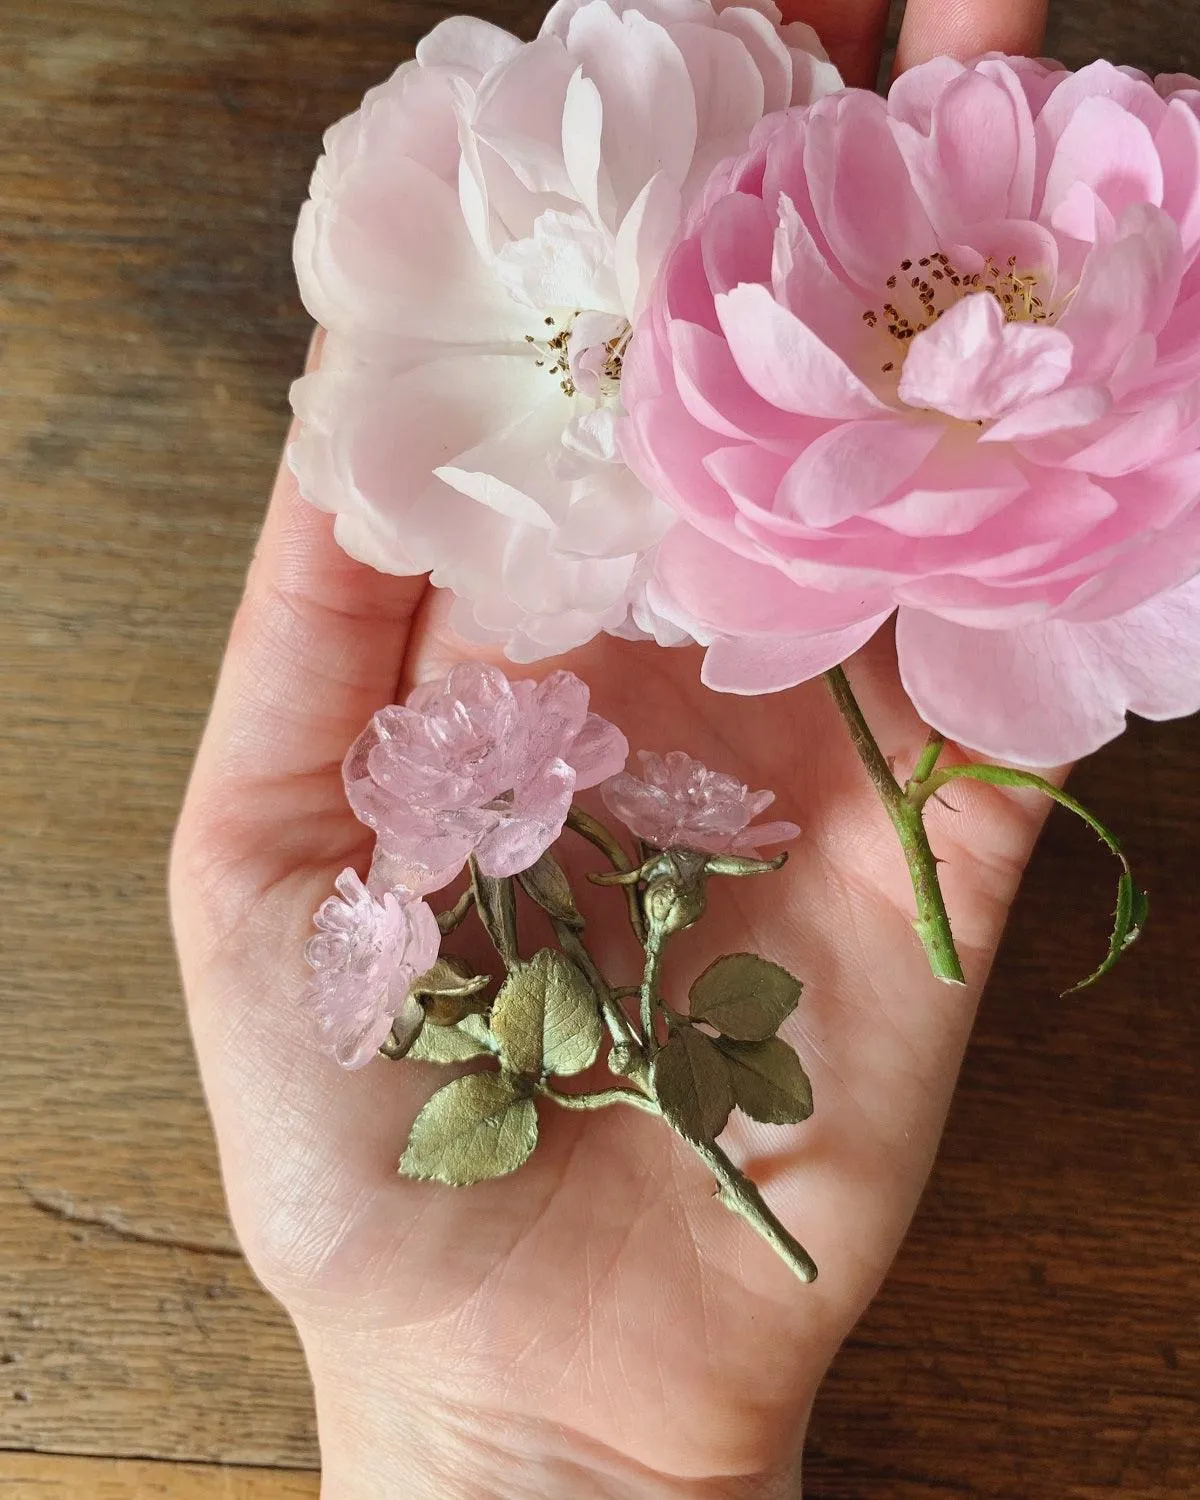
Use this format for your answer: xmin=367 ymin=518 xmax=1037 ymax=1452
xmin=306 ymin=1343 xmax=805 ymax=1500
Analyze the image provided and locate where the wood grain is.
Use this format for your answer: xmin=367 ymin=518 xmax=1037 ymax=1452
xmin=808 ymin=720 xmax=1200 ymax=1499
xmin=0 ymin=1455 xmax=318 ymax=1499
xmin=0 ymin=0 xmax=1197 ymax=1495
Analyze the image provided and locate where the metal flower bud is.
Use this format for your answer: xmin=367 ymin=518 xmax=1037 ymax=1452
xmin=642 ymin=875 xmax=706 ymax=936
xmin=640 ymin=849 xmax=710 ymax=938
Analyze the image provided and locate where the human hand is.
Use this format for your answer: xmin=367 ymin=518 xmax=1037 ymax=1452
xmin=171 ymin=2 xmax=1050 ymax=1495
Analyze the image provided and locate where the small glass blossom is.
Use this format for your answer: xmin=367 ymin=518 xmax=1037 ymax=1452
xmin=602 ymin=750 xmax=799 ymax=855
xmin=303 ymin=869 xmax=441 ymax=1069
xmin=345 ymin=662 xmax=628 ymax=892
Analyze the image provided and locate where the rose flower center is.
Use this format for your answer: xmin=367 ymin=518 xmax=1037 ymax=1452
xmin=525 ymin=310 xmax=633 ymax=401
xmin=864 ymin=251 xmax=1052 ymax=376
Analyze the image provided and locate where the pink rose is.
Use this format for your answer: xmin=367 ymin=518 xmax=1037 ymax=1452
xmin=344 ymin=662 xmax=628 ymax=892
xmin=622 ymin=57 xmax=1200 ymax=765
xmin=304 ymin=870 xmax=441 ymax=1069
xmin=602 ymin=749 xmax=799 ymax=853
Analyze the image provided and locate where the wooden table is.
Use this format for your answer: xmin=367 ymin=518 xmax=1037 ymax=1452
xmin=1 ymin=1 xmax=1196 ymax=1495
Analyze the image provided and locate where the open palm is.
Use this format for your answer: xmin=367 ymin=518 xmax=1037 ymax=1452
xmin=171 ymin=5 xmax=1051 ymax=1494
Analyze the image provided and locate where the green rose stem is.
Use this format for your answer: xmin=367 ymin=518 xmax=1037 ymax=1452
xmin=552 ymin=825 xmax=818 ymax=1283
xmin=539 ymin=1061 xmax=818 ymax=1282
xmin=542 ymin=1079 xmax=818 ymax=1282
xmin=644 ymin=898 xmax=817 ymax=1280
xmin=823 ymin=666 xmax=967 ymax=987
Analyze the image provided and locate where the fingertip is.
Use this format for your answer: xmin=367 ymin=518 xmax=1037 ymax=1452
xmin=895 ymin=0 xmax=1048 ymax=72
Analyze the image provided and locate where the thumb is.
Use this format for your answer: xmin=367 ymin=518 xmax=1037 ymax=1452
xmin=172 ymin=393 xmax=428 ymax=936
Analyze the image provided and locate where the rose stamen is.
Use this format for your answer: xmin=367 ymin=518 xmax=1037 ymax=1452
xmin=600 ymin=325 xmax=633 ymax=387
xmin=525 ymin=314 xmax=577 ymax=396
xmin=865 ymin=251 xmax=1058 ymax=375
xmin=525 ymin=313 xmax=633 ymax=400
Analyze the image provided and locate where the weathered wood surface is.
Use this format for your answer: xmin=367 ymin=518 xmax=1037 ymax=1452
xmin=0 ymin=0 xmax=1196 ymax=1495
xmin=0 ymin=1455 xmax=318 ymax=1498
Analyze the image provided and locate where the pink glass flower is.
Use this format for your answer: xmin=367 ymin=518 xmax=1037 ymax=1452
xmin=621 ymin=57 xmax=1200 ymax=766
xmin=289 ymin=0 xmax=839 ymax=661
xmin=345 ymin=662 xmax=628 ymax=892
xmin=602 ymin=750 xmax=799 ymax=854
xmin=303 ymin=869 xmax=441 ymax=1069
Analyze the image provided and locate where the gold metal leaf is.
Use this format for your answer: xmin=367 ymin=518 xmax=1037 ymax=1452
xmin=716 ymin=1037 xmax=813 ymax=1125
xmin=491 ymin=948 xmax=603 ymax=1078
xmin=398 ymin=1072 xmax=538 ymax=1186
xmin=688 ymin=953 xmax=802 ymax=1041
xmin=652 ymin=1027 xmax=734 ymax=1142
xmin=408 ymin=1012 xmax=495 ymax=1066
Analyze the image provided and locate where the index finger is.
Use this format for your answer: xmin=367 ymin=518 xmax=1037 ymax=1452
xmin=897 ymin=0 xmax=1048 ymax=70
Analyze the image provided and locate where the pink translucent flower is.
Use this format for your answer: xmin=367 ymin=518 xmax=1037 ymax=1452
xmin=289 ymin=0 xmax=839 ymax=661
xmin=345 ymin=662 xmax=628 ymax=891
xmin=621 ymin=57 xmax=1200 ymax=766
xmin=602 ymin=750 xmax=799 ymax=854
xmin=304 ymin=869 xmax=441 ymax=1069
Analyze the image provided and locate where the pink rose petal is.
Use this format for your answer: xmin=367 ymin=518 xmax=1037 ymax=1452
xmin=898 ymin=574 xmax=1200 ymax=765
xmin=898 ymin=293 xmax=1073 ymax=422
xmin=700 ymin=622 xmax=891 ymax=694
xmin=716 ymin=283 xmax=888 ymax=419
xmin=776 ymin=419 xmax=945 ymax=526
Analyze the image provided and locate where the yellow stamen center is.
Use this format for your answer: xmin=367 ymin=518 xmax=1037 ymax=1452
xmin=525 ymin=312 xmax=632 ymax=400
xmin=864 ymin=252 xmax=1053 ymax=375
